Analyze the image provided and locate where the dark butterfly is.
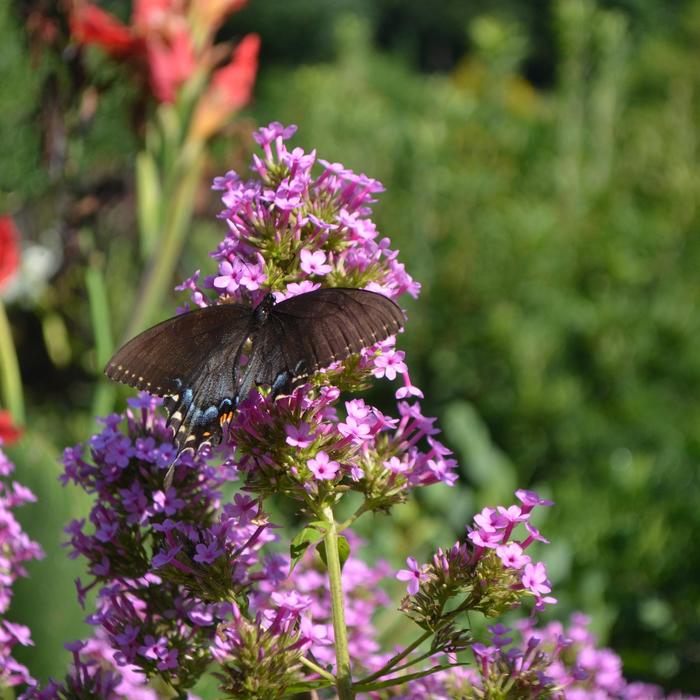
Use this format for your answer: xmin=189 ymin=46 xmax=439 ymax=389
xmin=105 ymin=287 xmax=405 ymax=460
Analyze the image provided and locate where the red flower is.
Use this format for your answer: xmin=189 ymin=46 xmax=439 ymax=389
xmin=145 ymin=25 xmax=196 ymax=103
xmin=0 ymin=217 xmax=20 ymax=292
xmin=69 ymin=3 xmax=140 ymax=58
xmin=69 ymin=1 xmax=196 ymax=103
xmin=211 ymin=33 xmax=260 ymax=110
xmin=191 ymin=33 xmax=260 ymax=140
xmin=0 ymin=410 xmax=22 ymax=445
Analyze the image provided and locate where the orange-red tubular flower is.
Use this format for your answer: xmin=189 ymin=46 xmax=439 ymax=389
xmin=0 ymin=217 xmax=20 ymax=293
xmin=145 ymin=26 xmax=197 ymax=103
xmin=69 ymin=3 xmax=140 ymax=58
xmin=69 ymin=1 xmax=197 ymax=103
xmin=190 ymin=33 xmax=260 ymax=141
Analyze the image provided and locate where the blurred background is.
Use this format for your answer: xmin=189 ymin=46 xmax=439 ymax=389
xmin=2 ymin=0 xmax=700 ymax=694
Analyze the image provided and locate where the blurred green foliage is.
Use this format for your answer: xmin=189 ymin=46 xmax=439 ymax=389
xmin=2 ymin=0 xmax=700 ymax=694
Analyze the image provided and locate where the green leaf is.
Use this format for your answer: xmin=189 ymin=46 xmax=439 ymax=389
xmin=317 ymin=534 xmax=350 ymax=572
xmin=289 ymin=522 xmax=326 ymax=573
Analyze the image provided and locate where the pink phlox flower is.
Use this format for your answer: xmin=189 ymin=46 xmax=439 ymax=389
xmin=515 ymin=489 xmax=554 ymax=513
xmin=276 ymin=281 xmax=320 ymax=301
xmin=213 ymin=259 xmax=242 ymax=294
xmin=254 ymin=122 xmax=297 ymax=149
xmin=228 ymin=493 xmax=258 ymax=526
xmin=496 ymin=542 xmax=531 ymax=570
xmin=522 ymin=561 xmax=552 ymax=597
xmin=8 ymin=482 xmax=36 ymax=506
xmin=345 ymin=399 xmax=370 ymax=420
xmin=383 ymin=456 xmax=409 ymax=474
xmin=285 ymin=422 xmax=314 ymax=448
xmin=472 ymin=642 xmax=499 ymax=677
xmin=299 ymin=616 xmax=332 ymax=648
xmin=282 ymin=146 xmax=316 ymax=176
xmin=299 ymin=248 xmax=333 ymax=276
xmin=337 ymin=414 xmax=372 ymax=443
xmin=396 ymin=556 xmax=429 ymax=596
xmin=239 ymin=262 xmax=267 ymax=291
xmin=497 ymin=504 xmax=528 ymax=525
xmin=307 ymin=213 xmax=337 ymax=231
xmin=395 ymin=369 xmax=424 ymax=399
xmin=372 ymin=348 xmax=407 ymax=380
xmin=3 ymin=621 xmax=32 ymax=646
xmin=151 ymin=545 xmax=182 ymax=568
xmin=426 ymin=456 xmax=458 ymax=485
xmin=151 ymin=487 xmax=185 ymax=517
xmin=307 ymin=451 xmax=340 ymax=481
xmin=521 ymin=522 xmax=550 ymax=549
xmin=578 ymin=647 xmax=624 ymax=691
xmin=103 ymin=435 xmax=133 ymax=468
xmin=467 ymin=527 xmax=503 ymax=549
xmin=271 ymin=590 xmax=312 ymax=613
xmin=473 ymin=507 xmax=509 ymax=533
xmin=194 ymin=540 xmax=224 ymax=565
xmin=271 ymin=177 xmax=304 ymax=211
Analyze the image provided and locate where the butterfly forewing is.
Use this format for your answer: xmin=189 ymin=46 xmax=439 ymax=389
xmin=105 ymin=304 xmax=251 ymax=395
xmin=248 ymin=288 xmax=405 ymax=388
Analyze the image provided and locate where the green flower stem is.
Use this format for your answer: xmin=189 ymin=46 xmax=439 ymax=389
xmin=353 ymin=663 xmax=467 ymax=694
xmin=355 ymin=629 xmax=431 ymax=686
xmin=321 ymin=503 xmax=354 ymax=700
xmin=0 ymin=298 xmax=24 ymax=424
xmin=336 ymin=501 xmax=370 ymax=533
xmin=299 ymin=655 xmax=336 ymax=683
xmin=122 ymin=143 xmax=205 ymax=343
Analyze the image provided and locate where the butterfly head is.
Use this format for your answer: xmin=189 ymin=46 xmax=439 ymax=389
xmin=252 ymin=293 xmax=276 ymax=327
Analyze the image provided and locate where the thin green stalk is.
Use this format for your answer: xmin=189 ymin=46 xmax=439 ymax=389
xmin=299 ymin=655 xmax=336 ymax=683
xmin=321 ymin=503 xmax=354 ymax=700
xmin=353 ymin=663 xmax=466 ymax=693
xmin=123 ymin=144 xmax=205 ymax=342
xmin=356 ymin=629 xmax=431 ymax=686
xmin=0 ymin=298 xmax=24 ymax=424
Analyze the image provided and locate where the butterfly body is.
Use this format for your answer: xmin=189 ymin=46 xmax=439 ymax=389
xmin=105 ymin=288 xmax=405 ymax=458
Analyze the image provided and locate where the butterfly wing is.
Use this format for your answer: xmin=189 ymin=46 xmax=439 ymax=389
xmin=105 ymin=304 xmax=252 ymax=453
xmin=238 ymin=288 xmax=405 ymax=399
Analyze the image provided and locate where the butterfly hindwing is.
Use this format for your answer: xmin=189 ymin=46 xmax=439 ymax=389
xmin=105 ymin=303 xmax=251 ymax=453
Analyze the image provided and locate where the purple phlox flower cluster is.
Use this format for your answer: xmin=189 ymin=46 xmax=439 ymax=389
xmin=172 ymin=124 xmax=450 ymax=510
xmin=229 ymin=381 xmax=458 ymax=507
xmin=397 ymin=491 xmax=555 ymax=638
xmin=467 ymin=488 xmax=556 ymax=609
xmin=0 ymin=446 xmax=44 ymax=690
xmin=203 ymin=122 xmax=422 ymax=404
xmin=210 ymin=122 xmax=420 ymax=301
xmin=211 ymin=594 xmax=319 ymax=698
xmin=517 ymin=613 xmax=700 ymax=700
xmin=22 ymin=634 xmax=180 ymax=700
xmin=251 ymin=531 xmax=391 ymax=675
xmin=397 ymin=615 xmax=700 ymax=699
xmin=61 ymin=394 xmax=220 ymax=585
xmin=60 ymin=396 xmax=285 ymax=691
